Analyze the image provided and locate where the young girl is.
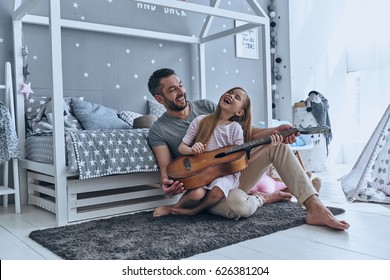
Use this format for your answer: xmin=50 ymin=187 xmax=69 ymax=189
xmin=153 ymin=87 xmax=283 ymax=217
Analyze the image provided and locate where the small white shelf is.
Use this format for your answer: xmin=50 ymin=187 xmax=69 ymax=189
xmin=0 ymin=185 xmax=19 ymax=195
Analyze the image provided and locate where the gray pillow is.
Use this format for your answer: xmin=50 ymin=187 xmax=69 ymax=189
xmin=147 ymin=99 xmax=166 ymax=117
xmin=71 ymin=98 xmax=131 ymax=130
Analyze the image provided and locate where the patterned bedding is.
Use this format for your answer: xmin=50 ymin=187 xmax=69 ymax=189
xmin=25 ymin=128 xmax=159 ymax=179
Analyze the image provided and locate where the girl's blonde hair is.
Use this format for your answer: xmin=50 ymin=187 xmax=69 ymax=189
xmin=195 ymin=87 xmax=252 ymax=145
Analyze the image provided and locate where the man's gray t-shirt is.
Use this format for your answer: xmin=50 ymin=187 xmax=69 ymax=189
xmin=148 ymin=99 xmax=216 ymax=159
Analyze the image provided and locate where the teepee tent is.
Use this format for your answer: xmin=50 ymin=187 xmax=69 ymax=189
xmin=341 ymin=105 xmax=390 ymax=204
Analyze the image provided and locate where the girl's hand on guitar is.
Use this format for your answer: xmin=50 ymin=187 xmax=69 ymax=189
xmin=161 ymin=178 xmax=185 ymax=196
xmin=270 ymin=134 xmax=283 ymax=146
xmin=191 ymin=142 xmax=206 ymax=154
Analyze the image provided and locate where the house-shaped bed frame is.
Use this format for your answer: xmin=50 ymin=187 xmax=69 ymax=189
xmin=12 ymin=0 xmax=272 ymax=225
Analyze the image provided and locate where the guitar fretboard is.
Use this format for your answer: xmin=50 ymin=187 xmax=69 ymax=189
xmin=225 ymin=128 xmax=299 ymax=155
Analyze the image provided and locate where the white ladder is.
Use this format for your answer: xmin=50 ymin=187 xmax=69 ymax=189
xmin=0 ymin=62 xmax=21 ymax=214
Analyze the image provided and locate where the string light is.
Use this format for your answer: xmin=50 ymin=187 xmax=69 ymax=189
xmin=268 ymin=0 xmax=282 ymax=119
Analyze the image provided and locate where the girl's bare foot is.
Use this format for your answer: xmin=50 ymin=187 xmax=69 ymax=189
xmin=153 ymin=206 xmax=172 ymax=218
xmin=254 ymin=191 xmax=293 ymax=204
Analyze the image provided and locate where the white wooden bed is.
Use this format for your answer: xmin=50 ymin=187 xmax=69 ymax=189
xmin=12 ymin=0 xmax=272 ymax=225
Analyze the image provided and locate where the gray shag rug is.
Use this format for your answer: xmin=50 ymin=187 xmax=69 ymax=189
xmin=29 ymin=201 xmax=344 ymax=260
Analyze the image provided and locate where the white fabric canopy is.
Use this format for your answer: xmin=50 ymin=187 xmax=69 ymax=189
xmin=341 ymin=105 xmax=390 ymax=203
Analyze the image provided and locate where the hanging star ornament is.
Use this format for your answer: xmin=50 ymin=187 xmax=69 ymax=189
xmin=20 ymin=82 xmax=34 ymax=99
xmin=23 ymin=64 xmax=31 ymax=80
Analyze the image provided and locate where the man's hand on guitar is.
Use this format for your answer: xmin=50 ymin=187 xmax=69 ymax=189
xmin=275 ymin=124 xmax=300 ymax=144
xmin=161 ymin=178 xmax=185 ymax=196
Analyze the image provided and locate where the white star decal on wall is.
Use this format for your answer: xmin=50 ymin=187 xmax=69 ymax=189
xmin=116 ymin=84 xmax=120 ymax=89
xmin=83 ymin=72 xmax=89 ymax=77
xmin=73 ymin=2 xmax=79 ymax=8
xmin=75 ymin=42 xmax=80 ymax=47
xmin=125 ymin=49 xmax=130 ymax=54
xmin=133 ymin=74 xmax=138 ymax=79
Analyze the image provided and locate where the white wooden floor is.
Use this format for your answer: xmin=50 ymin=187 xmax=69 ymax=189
xmin=1 ymin=164 xmax=390 ymax=260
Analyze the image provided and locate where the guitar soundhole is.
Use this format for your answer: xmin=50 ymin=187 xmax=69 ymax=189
xmin=215 ymin=152 xmax=226 ymax=158
xmin=184 ymin=158 xmax=191 ymax=171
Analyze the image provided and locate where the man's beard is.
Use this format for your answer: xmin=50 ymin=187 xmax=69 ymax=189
xmin=163 ymin=94 xmax=188 ymax=112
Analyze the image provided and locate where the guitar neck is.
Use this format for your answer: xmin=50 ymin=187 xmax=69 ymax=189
xmin=226 ymin=128 xmax=299 ymax=155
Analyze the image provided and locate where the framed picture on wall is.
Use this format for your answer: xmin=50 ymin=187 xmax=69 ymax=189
xmin=235 ymin=20 xmax=259 ymax=59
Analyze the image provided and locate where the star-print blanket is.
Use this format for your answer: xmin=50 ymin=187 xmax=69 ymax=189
xmin=68 ymin=129 xmax=159 ymax=179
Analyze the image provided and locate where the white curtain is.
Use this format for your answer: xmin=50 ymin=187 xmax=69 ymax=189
xmin=343 ymin=0 xmax=390 ymax=162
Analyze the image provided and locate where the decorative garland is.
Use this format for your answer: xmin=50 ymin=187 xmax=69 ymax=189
xmin=267 ymin=0 xmax=282 ymax=119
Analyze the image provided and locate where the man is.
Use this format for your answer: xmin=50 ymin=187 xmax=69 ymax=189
xmin=147 ymin=68 xmax=349 ymax=230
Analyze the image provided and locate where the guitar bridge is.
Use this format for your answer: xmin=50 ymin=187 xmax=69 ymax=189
xmin=184 ymin=157 xmax=191 ymax=171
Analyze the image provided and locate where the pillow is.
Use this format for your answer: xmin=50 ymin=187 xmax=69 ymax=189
xmin=118 ymin=110 xmax=143 ymax=127
xmin=147 ymin=99 xmax=166 ymax=117
xmin=64 ymin=97 xmax=84 ymax=130
xmin=25 ymin=96 xmax=51 ymax=120
xmin=71 ymin=98 xmax=131 ymax=130
xmin=25 ymin=96 xmax=83 ymax=135
xmin=64 ymin=96 xmax=83 ymax=115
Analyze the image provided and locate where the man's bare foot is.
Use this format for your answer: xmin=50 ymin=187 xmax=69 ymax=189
xmin=171 ymin=207 xmax=197 ymax=216
xmin=304 ymin=195 xmax=350 ymax=230
xmin=255 ymin=191 xmax=292 ymax=205
xmin=153 ymin=206 xmax=172 ymax=218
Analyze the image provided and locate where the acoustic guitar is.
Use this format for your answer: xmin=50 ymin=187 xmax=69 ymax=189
xmin=167 ymin=126 xmax=330 ymax=190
